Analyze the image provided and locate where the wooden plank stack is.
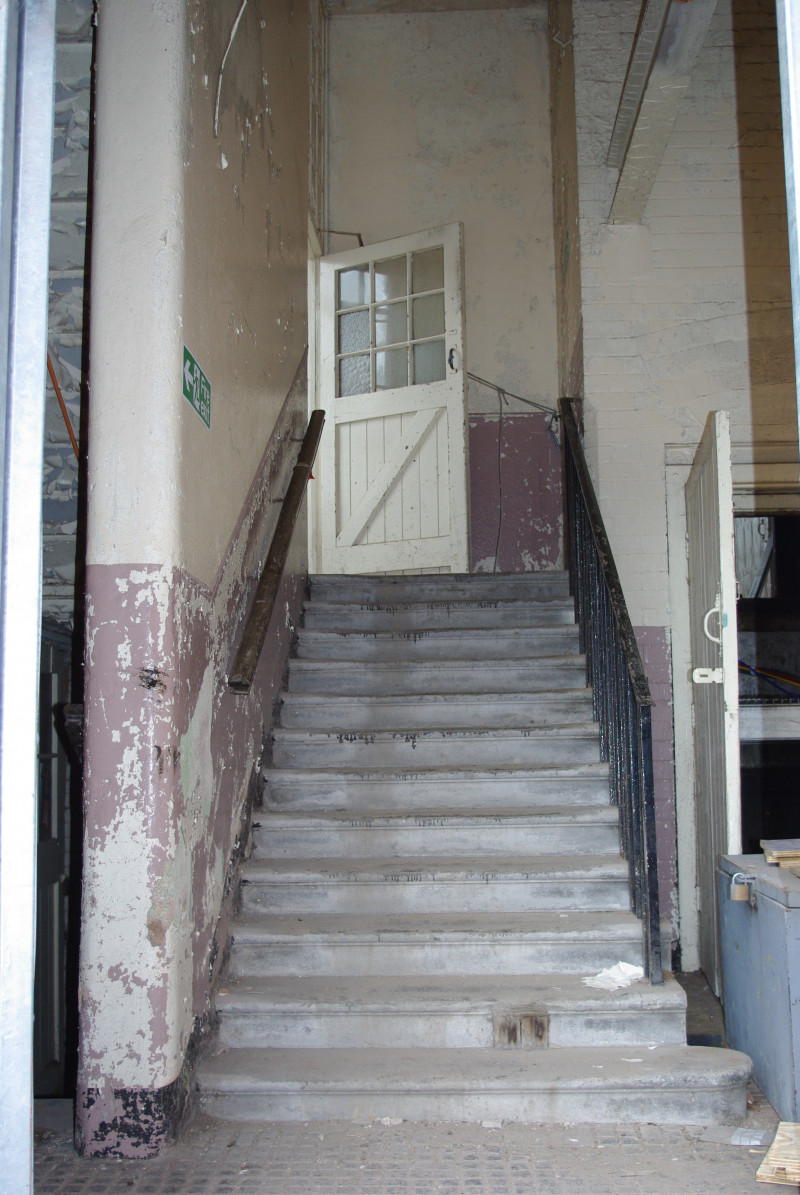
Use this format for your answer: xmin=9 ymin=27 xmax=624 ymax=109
xmin=761 ymin=840 xmax=800 ymax=879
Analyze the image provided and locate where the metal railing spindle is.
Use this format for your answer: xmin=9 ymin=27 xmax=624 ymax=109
xmin=559 ymin=399 xmax=663 ymax=983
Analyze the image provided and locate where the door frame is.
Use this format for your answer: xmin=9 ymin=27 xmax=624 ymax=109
xmin=666 ymin=438 xmax=800 ymax=973
xmin=307 ymin=214 xmax=323 ymax=573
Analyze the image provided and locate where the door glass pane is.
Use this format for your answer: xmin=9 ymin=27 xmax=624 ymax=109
xmin=339 ymin=353 xmax=371 ymax=397
xmin=338 ymin=266 xmax=369 ymax=309
xmin=412 ymin=247 xmax=444 ymax=294
xmin=413 ymin=339 xmax=446 ymax=384
xmin=376 ymin=347 xmax=408 ymax=390
xmin=375 ymin=301 xmax=407 ymax=347
xmin=412 ymin=293 xmax=444 ymax=340
xmin=374 ymin=256 xmax=407 ymax=302
xmin=338 ymin=308 xmax=370 ymax=355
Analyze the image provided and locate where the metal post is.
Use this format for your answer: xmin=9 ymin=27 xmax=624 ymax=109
xmin=0 ymin=2 xmax=57 ymax=1191
xmin=775 ymin=0 xmax=800 ymax=444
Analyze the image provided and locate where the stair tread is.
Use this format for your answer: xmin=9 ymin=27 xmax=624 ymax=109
xmin=242 ymin=855 xmax=628 ymax=881
xmin=232 ymin=910 xmax=644 ymax=940
xmin=215 ymin=972 xmax=687 ymax=1014
xmin=289 ymin=653 xmax=585 ymax=670
xmin=277 ymin=688 xmax=590 ymax=702
xmin=268 ymin=762 xmax=609 ymax=778
xmin=255 ymin=805 xmax=619 ymax=826
xmin=198 ymin=1045 xmax=751 ymax=1093
xmin=304 ymin=598 xmax=575 ymax=611
xmin=274 ymin=723 xmax=599 ymax=741
xmin=299 ymin=627 xmax=579 ymax=643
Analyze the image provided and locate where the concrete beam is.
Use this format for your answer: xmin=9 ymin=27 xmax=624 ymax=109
xmin=607 ymin=0 xmax=718 ymax=225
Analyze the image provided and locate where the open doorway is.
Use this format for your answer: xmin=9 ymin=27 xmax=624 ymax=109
xmin=736 ymin=514 xmax=800 ymax=853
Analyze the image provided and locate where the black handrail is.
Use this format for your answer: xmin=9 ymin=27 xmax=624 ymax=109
xmin=559 ymin=398 xmax=663 ymax=983
xmin=228 ymin=409 xmax=325 ymax=693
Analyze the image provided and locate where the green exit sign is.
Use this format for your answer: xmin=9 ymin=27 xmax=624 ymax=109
xmin=183 ymin=345 xmax=211 ymax=429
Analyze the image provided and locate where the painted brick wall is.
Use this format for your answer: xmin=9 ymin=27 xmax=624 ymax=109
xmin=573 ymin=0 xmax=797 ymax=628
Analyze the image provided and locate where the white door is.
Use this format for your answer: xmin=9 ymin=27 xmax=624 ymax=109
xmin=317 ymin=223 xmax=469 ymax=575
xmin=685 ymin=410 xmax=741 ymax=996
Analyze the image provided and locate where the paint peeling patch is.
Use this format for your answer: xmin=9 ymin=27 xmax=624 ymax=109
xmin=74 ymin=1011 xmax=208 ymax=1161
xmin=139 ymin=666 xmax=167 ymax=693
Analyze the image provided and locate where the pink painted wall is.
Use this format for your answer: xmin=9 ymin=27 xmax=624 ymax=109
xmin=469 ymin=412 xmax=563 ymax=574
xmin=77 ymin=372 xmax=309 ymax=1156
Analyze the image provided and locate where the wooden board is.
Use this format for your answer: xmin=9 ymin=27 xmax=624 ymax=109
xmin=762 ymin=839 xmax=800 ymax=864
xmin=757 ymin=1122 xmax=800 ymax=1185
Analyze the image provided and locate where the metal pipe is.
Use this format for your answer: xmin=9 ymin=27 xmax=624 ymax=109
xmin=228 ymin=409 xmax=325 ymax=693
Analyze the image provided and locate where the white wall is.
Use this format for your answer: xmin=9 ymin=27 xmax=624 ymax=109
xmin=574 ymin=0 xmax=797 ymax=627
xmin=327 ymin=6 xmax=557 ymax=415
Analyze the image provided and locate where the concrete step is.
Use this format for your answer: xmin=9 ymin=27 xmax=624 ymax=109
xmin=264 ymin=762 xmax=611 ymax=810
xmin=308 ymin=572 xmax=572 ymax=604
xmin=302 ymin=597 xmax=576 ymax=632
xmin=228 ymin=911 xmax=647 ymax=977
xmin=197 ymin=1044 xmax=752 ymax=1125
xmin=286 ymin=655 xmax=588 ymax=695
xmin=214 ymin=972 xmax=688 ymax=1050
xmin=239 ymin=855 xmax=630 ymax=915
xmin=277 ymin=688 xmax=595 ymax=730
xmin=271 ymin=724 xmax=600 ymax=769
xmin=251 ymin=805 xmax=621 ymax=858
xmin=295 ymin=626 xmax=581 ymax=662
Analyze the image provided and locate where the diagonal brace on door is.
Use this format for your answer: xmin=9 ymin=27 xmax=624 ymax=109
xmin=336 ymin=407 xmax=442 ymax=547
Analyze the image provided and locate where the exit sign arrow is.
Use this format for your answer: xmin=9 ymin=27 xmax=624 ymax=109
xmin=182 ymin=345 xmax=211 ymax=429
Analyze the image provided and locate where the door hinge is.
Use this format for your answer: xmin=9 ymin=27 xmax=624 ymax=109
xmin=692 ymin=667 xmax=724 ymax=684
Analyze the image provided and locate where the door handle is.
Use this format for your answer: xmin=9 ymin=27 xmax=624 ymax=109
xmin=702 ymin=602 xmax=725 ymax=644
xmin=448 ymin=347 xmax=459 ymax=371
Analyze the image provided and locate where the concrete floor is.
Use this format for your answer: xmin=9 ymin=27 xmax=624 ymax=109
xmin=33 ymin=1080 xmax=783 ymax=1195
xmin=34 ymin=974 xmax=790 ymax=1194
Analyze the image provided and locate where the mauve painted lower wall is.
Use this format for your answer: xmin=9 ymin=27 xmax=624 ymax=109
xmin=469 ymin=413 xmax=563 ymax=574
xmin=634 ymin=626 xmax=678 ymax=949
xmin=76 ymin=365 xmax=309 ymax=1157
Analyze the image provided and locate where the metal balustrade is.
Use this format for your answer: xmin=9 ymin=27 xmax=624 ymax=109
xmin=560 ymin=398 xmax=663 ymax=983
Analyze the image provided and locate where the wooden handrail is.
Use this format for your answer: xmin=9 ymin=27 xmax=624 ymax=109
xmin=228 ymin=409 xmax=325 ymax=693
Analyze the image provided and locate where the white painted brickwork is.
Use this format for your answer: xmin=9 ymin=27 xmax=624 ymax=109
xmin=573 ymin=0 xmax=797 ymax=626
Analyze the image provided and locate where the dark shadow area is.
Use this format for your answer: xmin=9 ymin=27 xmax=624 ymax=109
xmin=731 ymin=0 xmax=798 ymax=445
xmin=676 ymin=969 xmax=727 ymax=1048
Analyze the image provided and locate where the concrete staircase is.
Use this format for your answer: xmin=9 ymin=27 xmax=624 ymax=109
xmin=198 ymin=571 xmax=751 ymax=1124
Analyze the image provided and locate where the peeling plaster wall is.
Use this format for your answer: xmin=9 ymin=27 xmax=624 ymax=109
xmin=469 ymin=413 xmax=561 ymax=574
xmin=327 ymin=6 xmax=560 ymax=566
xmin=78 ymin=0 xmax=312 ymax=1156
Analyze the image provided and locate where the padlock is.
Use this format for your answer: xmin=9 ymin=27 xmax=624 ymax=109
xmin=730 ymin=872 xmax=756 ymax=902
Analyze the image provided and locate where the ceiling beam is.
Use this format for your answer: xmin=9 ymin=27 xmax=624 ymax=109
xmin=607 ymin=0 xmax=719 ymax=225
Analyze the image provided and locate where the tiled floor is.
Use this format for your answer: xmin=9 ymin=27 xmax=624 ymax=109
xmin=34 ymin=1081 xmax=784 ymax=1195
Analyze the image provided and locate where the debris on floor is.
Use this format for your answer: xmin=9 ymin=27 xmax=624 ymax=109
xmin=583 ymin=961 xmax=644 ymax=990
